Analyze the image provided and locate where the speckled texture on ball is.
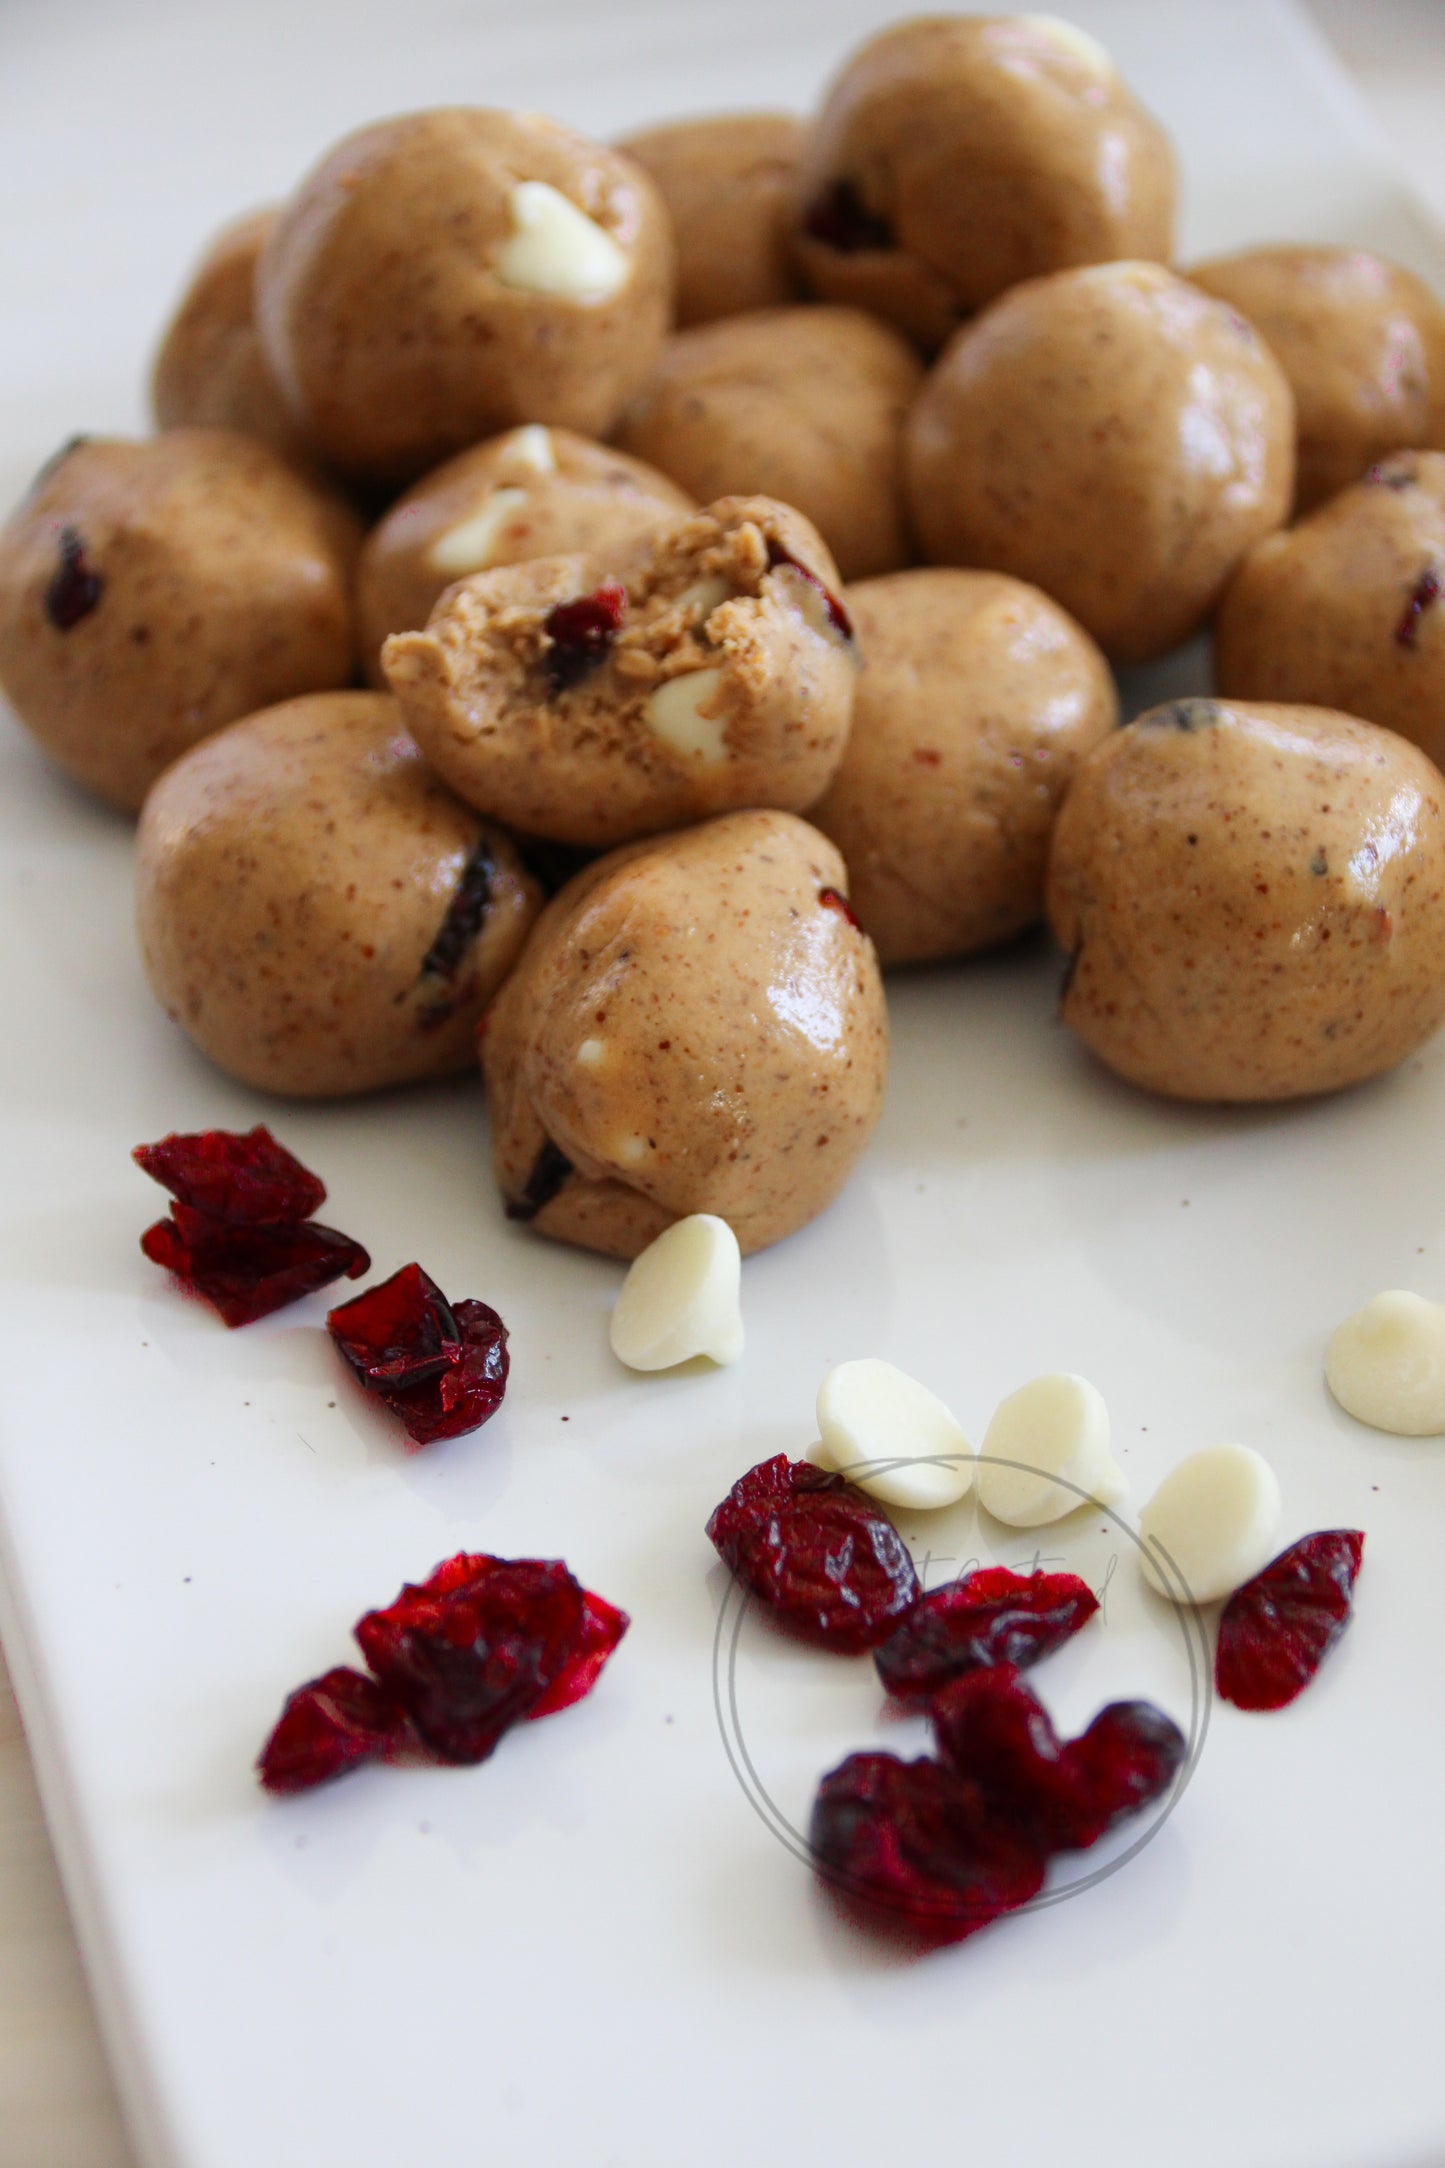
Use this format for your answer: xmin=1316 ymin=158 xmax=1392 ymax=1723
xmin=0 ymin=431 xmax=361 ymax=812
xmin=809 ymin=568 xmax=1117 ymax=964
xmin=617 ymin=112 xmax=802 ymax=326
xmin=136 ymin=691 xmax=544 ymax=1098
xmin=1046 ymin=698 xmax=1445 ymax=1103
xmin=617 ymin=307 xmax=922 ymax=581
xmin=255 ymin=108 xmax=675 ymax=484
xmin=483 ymin=809 xmax=889 ymax=1256
xmin=150 ymin=209 xmax=314 ymax=465
xmin=906 ymin=262 xmax=1295 ymax=661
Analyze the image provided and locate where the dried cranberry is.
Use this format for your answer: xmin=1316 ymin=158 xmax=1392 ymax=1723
xmin=417 ymin=836 xmax=495 ymax=998
xmin=1215 ymin=1529 xmax=1365 ymax=1712
xmin=803 ymin=178 xmax=894 ymax=255
xmin=1395 ymin=567 xmax=1440 ymax=648
xmin=874 ymin=1567 xmax=1100 ymax=1707
xmin=257 ymin=1667 xmax=409 ymax=1794
xmin=44 ymin=525 xmax=103 ymax=630
xmin=505 ymin=1137 xmax=575 ymax=1222
xmin=327 ymin=1268 xmax=508 ymax=1444
xmin=764 ymin=538 xmax=854 ymax=640
xmin=354 ymin=1553 xmax=628 ymax=1763
xmin=1064 ymin=1700 xmax=1188 ymax=1845
xmin=818 ymin=886 xmax=862 ymax=931
xmin=706 ymin=1454 xmax=920 ymax=1652
xmin=133 ymin=1125 xmax=326 ymax=1224
xmin=141 ymin=1209 xmax=369 ymax=1327
xmin=375 ymin=1299 xmax=509 ymax=1445
xmin=543 ymin=579 xmax=627 ymax=691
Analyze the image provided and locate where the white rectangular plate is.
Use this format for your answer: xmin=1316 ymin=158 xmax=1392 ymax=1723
xmin=3 ymin=4 xmax=1445 ymax=2164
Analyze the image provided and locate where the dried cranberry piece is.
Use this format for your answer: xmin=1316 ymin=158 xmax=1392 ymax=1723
xmin=417 ymin=836 xmax=495 ymax=1008
xmin=875 ymin=1567 xmax=1100 ymax=1707
xmin=1215 ymin=1529 xmax=1365 ymax=1712
xmin=44 ymin=524 xmax=103 ymax=630
xmin=543 ymin=578 xmax=627 ymax=691
xmin=374 ymin=1298 xmax=510 ymax=1445
xmin=818 ymin=885 xmax=862 ymax=931
xmin=354 ymin=1553 xmax=627 ymax=1763
xmin=505 ymin=1137 xmax=575 ymax=1222
xmin=133 ymin=1125 xmax=327 ymax=1224
xmin=257 ymin=1666 xmax=410 ymax=1794
xmin=1064 ymin=1700 xmax=1188 ymax=1845
xmin=141 ymin=1208 xmax=369 ymax=1327
xmin=1395 ymin=567 xmax=1440 ymax=648
xmin=810 ymin=1751 xmax=1046 ymax=1943
xmin=706 ymin=1454 xmax=920 ymax=1652
xmin=327 ymin=1261 xmax=461 ymax=1391
xmin=803 ymin=178 xmax=894 ymax=255
xmin=764 ymin=538 xmax=854 ymax=640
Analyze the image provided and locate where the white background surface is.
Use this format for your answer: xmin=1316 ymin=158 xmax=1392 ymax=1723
xmin=4 ymin=3 xmax=1445 ymax=2164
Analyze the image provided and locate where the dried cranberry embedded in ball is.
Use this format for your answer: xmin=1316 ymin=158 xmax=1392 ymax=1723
xmin=133 ymin=1125 xmax=327 ymax=1224
xmin=803 ymin=179 xmax=894 ymax=255
xmin=327 ymin=1267 xmax=509 ymax=1444
xmin=706 ymin=1453 xmax=920 ymax=1652
xmin=1215 ymin=1529 xmax=1365 ymax=1712
xmin=875 ymin=1567 xmax=1100 ymax=1707
xmin=140 ymin=1209 xmax=369 ymax=1328
xmin=543 ymin=579 xmax=628 ymax=691
xmin=1395 ymin=567 xmax=1440 ymax=649
xmin=505 ymin=1137 xmax=575 ymax=1222
xmin=257 ymin=1667 xmax=410 ymax=1794
xmin=44 ymin=524 xmax=103 ymax=631
xmin=818 ymin=886 xmax=862 ymax=931
xmin=764 ymin=538 xmax=854 ymax=640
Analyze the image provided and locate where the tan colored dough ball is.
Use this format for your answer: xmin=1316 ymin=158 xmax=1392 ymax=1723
xmin=136 ymin=691 xmax=543 ymax=1098
xmin=616 ymin=112 xmax=802 ymax=327
xmin=809 ymin=569 xmax=1117 ymax=963
xmin=1046 ymin=698 xmax=1445 ymax=1103
xmin=150 ymin=209 xmax=315 ymax=465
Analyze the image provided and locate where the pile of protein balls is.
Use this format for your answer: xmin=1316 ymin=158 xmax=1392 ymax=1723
xmin=5 ymin=12 xmax=1445 ymax=1258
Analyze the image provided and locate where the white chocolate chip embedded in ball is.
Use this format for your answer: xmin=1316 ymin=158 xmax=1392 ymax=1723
xmin=1020 ymin=14 xmax=1115 ymax=77
xmin=615 ymin=1133 xmax=651 ymax=1168
xmin=609 ymin=1214 xmax=744 ymax=1371
xmin=1325 ymin=1290 xmax=1445 ymax=1435
xmin=673 ymin=577 xmax=732 ymax=621
xmin=428 ymin=488 xmax=531 ymax=576
xmin=1138 ymin=1445 xmax=1282 ymax=1605
xmin=815 ymin=1358 xmax=975 ymax=1510
xmin=495 ymin=181 xmax=630 ymax=302
xmin=575 ymin=1036 xmax=606 ymax=1071
xmin=644 ymin=668 xmax=729 ymax=761
xmin=977 ymin=1373 xmax=1124 ymax=1527
xmin=502 ymin=424 xmax=556 ymax=476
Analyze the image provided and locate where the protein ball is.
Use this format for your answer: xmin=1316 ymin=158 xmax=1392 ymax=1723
xmin=616 ymin=112 xmax=802 ymax=327
xmin=1215 ymin=453 xmax=1445 ymax=771
xmin=255 ymin=108 xmax=675 ymax=484
xmin=808 ymin=569 xmax=1116 ymax=964
xmin=906 ymin=262 xmax=1295 ymax=661
xmin=792 ymin=14 xmax=1176 ymax=352
xmin=1188 ymin=245 xmax=1445 ymax=514
xmin=484 ymin=809 xmax=888 ymax=1258
xmin=617 ymin=307 xmax=922 ymax=582
xmin=382 ymin=496 xmax=857 ymax=849
xmin=357 ymin=426 xmax=693 ymax=683
xmin=1046 ymin=697 xmax=1445 ymax=1103
xmin=0 ymin=430 xmax=361 ymax=813
xmin=136 ymin=691 xmax=543 ymax=1098
xmin=150 ymin=208 xmax=314 ymax=465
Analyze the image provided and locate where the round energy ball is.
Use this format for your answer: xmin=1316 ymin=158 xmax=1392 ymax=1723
xmin=791 ymin=14 xmax=1176 ymax=351
xmin=136 ymin=691 xmax=544 ymax=1098
xmin=1188 ymin=245 xmax=1445 ymax=514
xmin=484 ymin=809 xmax=889 ymax=1257
xmin=356 ymin=425 xmax=693 ymax=682
xmin=0 ymin=430 xmax=360 ymax=812
xmin=150 ymin=208 xmax=313 ymax=465
xmin=1046 ymin=697 xmax=1445 ymax=1103
xmin=616 ymin=112 xmax=802 ymax=326
xmin=809 ymin=569 xmax=1117 ymax=964
xmin=906 ymin=261 xmax=1295 ymax=661
xmin=255 ymin=108 xmax=675 ymax=484
xmin=1215 ymin=452 xmax=1445 ymax=770
xmin=618 ymin=306 xmax=922 ymax=581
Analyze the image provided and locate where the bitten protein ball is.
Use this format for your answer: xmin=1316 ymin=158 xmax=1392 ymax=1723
xmin=618 ymin=307 xmax=922 ymax=581
xmin=0 ymin=431 xmax=361 ymax=812
xmin=616 ymin=113 xmax=803 ymax=327
xmin=1188 ymin=245 xmax=1445 ymax=514
xmin=1215 ymin=452 xmax=1445 ymax=771
xmin=809 ymin=569 xmax=1117 ymax=964
xmin=136 ymin=692 xmax=543 ymax=1098
xmin=484 ymin=809 xmax=889 ymax=1257
xmin=357 ymin=425 xmax=693 ymax=682
xmin=1046 ymin=698 xmax=1445 ymax=1103
xmin=907 ymin=262 xmax=1295 ymax=661
xmin=382 ymin=496 xmax=858 ymax=848
xmin=792 ymin=14 xmax=1176 ymax=351
xmin=150 ymin=209 xmax=313 ymax=464
xmin=255 ymin=109 xmax=675 ymax=484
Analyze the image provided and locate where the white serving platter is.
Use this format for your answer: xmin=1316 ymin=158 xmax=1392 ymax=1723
xmin=3 ymin=3 xmax=1445 ymax=2164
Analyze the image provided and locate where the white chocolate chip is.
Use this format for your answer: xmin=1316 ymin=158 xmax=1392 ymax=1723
xmin=976 ymin=1373 xmax=1125 ymax=1527
xmin=815 ymin=1358 xmax=974 ymax=1510
xmin=1138 ymin=1445 xmax=1282 ymax=1605
xmin=502 ymin=424 xmax=556 ymax=476
xmin=1021 ymin=14 xmax=1115 ymax=76
xmin=1325 ymin=1289 xmax=1445 ymax=1435
xmin=495 ymin=181 xmax=629 ymax=303
xmin=644 ymin=668 xmax=729 ymax=761
xmin=769 ymin=561 xmax=836 ymax=640
xmin=673 ymin=577 xmax=732 ymax=620
xmin=615 ymin=1133 xmax=650 ymax=1167
xmin=428 ymin=488 xmax=531 ymax=576
xmin=609 ymin=1215 xmax=744 ymax=1371
xmin=575 ymin=1037 xmax=606 ymax=1070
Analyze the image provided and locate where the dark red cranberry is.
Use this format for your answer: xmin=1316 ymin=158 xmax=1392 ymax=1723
xmin=531 ymin=1588 xmax=631 ymax=1717
xmin=327 ymin=1266 xmax=508 ymax=1444
xmin=374 ymin=1299 xmax=509 ymax=1445
xmin=133 ymin=1125 xmax=326 ymax=1225
xmin=505 ymin=1137 xmax=575 ymax=1222
xmin=44 ymin=525 xmax=103 ymax=630
xmin=706 ymin=1454 xmax=920 ymax=1653
xmin=416 ymin=836 xmax=495 ymax=1017
xmin=1063 ymin=1700 xmax=1188 ymax=1844
xmin=764 ymin=538 xmax=854 ymax=640
xmin=141 ymin=1208 xmax=369 ymax=1327
xmin=818 ymin=886 xmax=862 ymax=931
xmin=543 ymin=579 xmax=627 ymax=691
xmin=1215 ymin=1529 xmax=1364 ymax=1712
xmin=874 ymin=1567 xmax=1100 ymax=1706
xmin=1395 ymin=567 xmax=1440 ymax=648
xmin=257 ymin=1667 xmax=409 ymax=1794
xmin=803 ymin=178 xmax=894 ymax=255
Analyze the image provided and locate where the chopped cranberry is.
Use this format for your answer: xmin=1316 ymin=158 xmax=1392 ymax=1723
xmin=1215 ymin=1529 xmax=1365 ymax=1712
xmin=376 ymin=1299 xmax=509 ymax=1445
xmin=543 ymin=579 xmax=627 ymax=692
xmin=874 ymin=1567 xmax=1100 ymax=1707
xmin=817 ymin=886 xmax=862 ymax=931
xmin=327 ymin=1268 xmax=509 ymax=1444
xmin=133 ymin=1125 xmax=326 ymax=1225
xmin=531 ymin=1589 xmax=631 ymax=1717
xmin=803 ymin=178 xmax=894 ymax=255
xmin=764 ymin=538 xmax=854 ymax=640
xmin=141 ymin=1209 xmax=369 ymax=1328
xmin=1064 ymin=1700 xmax=1189 ymax=1845
xmin=44 ymin=525 xmax=103 ymax=630
xmin=1394 ymin=567 xmax=1440 ymax=648
xmin=418 ymin=836 xmax=495 ymax=995
xmin=257 ymin=1667 xmax=410 ymax=1794
xmin=505 ymin=1137 xmax=575 ymax=1222
xmin=706 ymin=1454 xmax=920 ymax=1652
